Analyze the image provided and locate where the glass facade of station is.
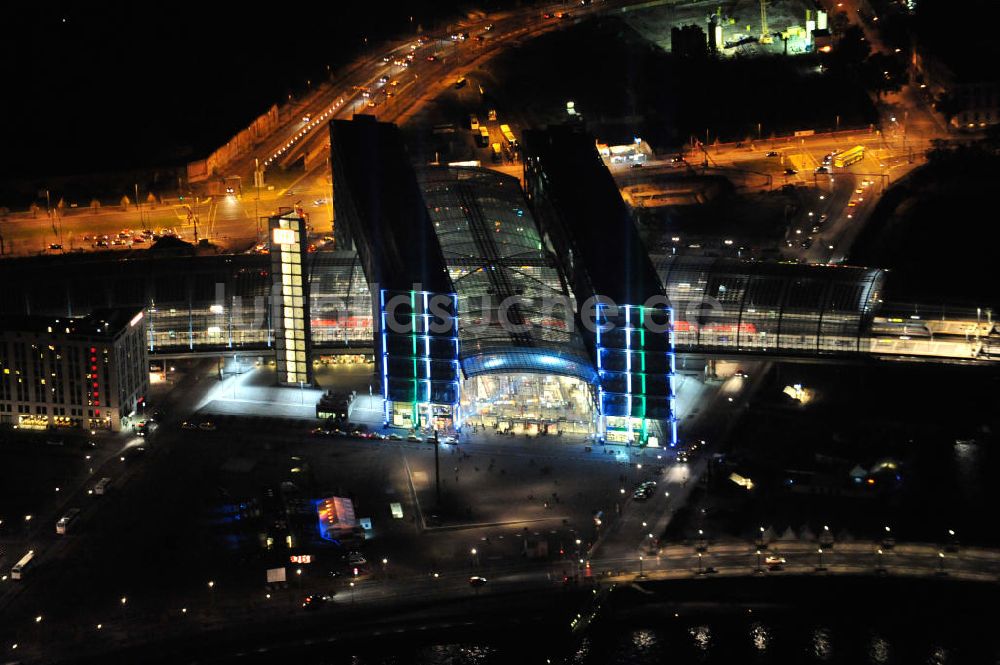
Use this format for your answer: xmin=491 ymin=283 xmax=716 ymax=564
xmin=378 ymin=288 xmax=461 ymax=430
xmin=595 ymin=302 xmax=677 ymax=446
xmin=652 ymin=255 xmax=886 ymax=356
xmin=418 ymin=167 xmax=596 ymax=383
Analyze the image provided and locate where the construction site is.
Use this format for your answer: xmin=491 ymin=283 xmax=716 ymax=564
xmin=625 ymin=0 xmax=832 ymax=58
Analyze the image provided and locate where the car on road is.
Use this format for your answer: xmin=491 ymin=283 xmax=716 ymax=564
xmin=181 ymin=421 xmax=199 ymax=430
xmin=198 ymin=421 xmax=217 ymax=431
xmin=629 ymin=162 xmax=643 ymax=168
xmin=469 ymin=576 xmax=488 ymax=587
xmin=734 ymin=369 xmax=750 ymax=378
xmin=784 ymin=168 xmax=798 ymax=175
xmin=346 ymin=552 xmax=367 ymax=566
xmin=48 ymin=243 xmax=63 ymax=250
xmin=765 ymin=151 xmax=780 ymax=157
xmin=302 ymin=594 xmax=333 ymax=610
xmin=632 ymin=483 xmax=655 ymax=500
xmin=121 ymin=446 xmax=147 ymax=463
xmin=765 ymin=555 xmax=786 ymax=570
xmin=132 ymin=236 xmax=145 ymax=243
xmin=407 ymin=433 xmax=422 ymax=442
xmin=388 ymin=433 xmax=403 ymax=441
xmin=815 ymin=166 xmax=829 ymax=174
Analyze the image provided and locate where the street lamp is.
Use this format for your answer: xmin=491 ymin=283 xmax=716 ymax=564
xmin=755 ymin=549 xmax=762 ymax=573
xmin=946 ymin=529 xmax=959 ymax=553
xmin=697 ymin=552 xmax=704 ymax=575
xmin=638 ymin=555 xmax=644 ymax=578
xmin=349 ymin=581 xmax=356 ymax=603
xmin=816 ymin=548 xmax=825 ymax=571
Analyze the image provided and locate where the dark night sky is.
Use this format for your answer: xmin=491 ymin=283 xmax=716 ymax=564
xmin=0 ymin=1 xmax=516 ymax=182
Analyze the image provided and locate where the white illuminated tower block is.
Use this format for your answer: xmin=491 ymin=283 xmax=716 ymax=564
xmin=269 ymin=213 xmax=313 ymax=386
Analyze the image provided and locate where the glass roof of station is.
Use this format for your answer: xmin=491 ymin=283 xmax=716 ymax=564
xmin=418 ymin=167 xmax=596 ymax=382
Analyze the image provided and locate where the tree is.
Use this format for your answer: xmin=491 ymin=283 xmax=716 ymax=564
xmin=828 ymin=26 xmax=870 ymax=75
xmin=934 ymin=93 xmax=962 ymax=125
xmin=865 ymin=53 xmax=905 ymax=97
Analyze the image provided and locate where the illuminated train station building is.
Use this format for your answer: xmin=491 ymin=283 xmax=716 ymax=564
xmin=0 ymin=119 xmax=995 ymax=439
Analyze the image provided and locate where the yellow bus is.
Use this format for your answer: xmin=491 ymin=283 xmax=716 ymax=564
xmin=833 ymin=145 xmax=864 ymax=168
xmin=499 ymin=123 xmax=517 ymax=148
xmin=491 ymin=142 xmax=503 ymax=163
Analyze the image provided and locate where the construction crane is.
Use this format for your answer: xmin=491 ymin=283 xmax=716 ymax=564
xmin=759 ymin=0 xmax=773 ymax=43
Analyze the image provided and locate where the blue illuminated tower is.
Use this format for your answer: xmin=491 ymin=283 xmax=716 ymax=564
xmin=523 ymin=126 xmax=677 ymax=446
